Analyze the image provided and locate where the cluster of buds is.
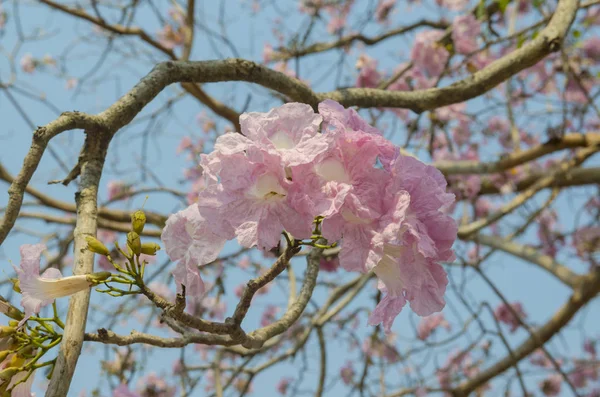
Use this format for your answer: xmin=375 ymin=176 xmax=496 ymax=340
xmin=0 ymin=298 xmax=60 ymax=395
xmin=86 ymin=204 xmax=161 ymax=297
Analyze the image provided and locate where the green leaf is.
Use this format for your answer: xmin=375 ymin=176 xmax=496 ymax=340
xmin=573 ymin=29 xmax=581 ymax=38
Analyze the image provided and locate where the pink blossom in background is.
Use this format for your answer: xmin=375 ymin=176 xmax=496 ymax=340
xmin=137 ymin=373 xmax=176 ymax=397
xmin=494 ymin=302 xmax=526 ymax=332
xmin=260 ymin=304 xmax=279 ymax=326
xmin=199 ymin=296 xmax=227 ymax=320
xmin=340 ymin=361 xmax=355 ymax=384
xmin=276 ymin=377 xmax=293 ymax=395
xmin=565 ymin=75 xmax=594 ymax=104
xmin=530 ymin=349 xmax=554 ymax=368
xmin=537 ymin=209 xmax=563 ymax=257
xmin=20 ymin=53 xmax=36 ymax=73
xmin=436 ymin=0 xmax=468 ymax=10
xmin=113 ymin=385 xmax=139 ymax=397
xmin=410 ymin=30 xmax=449 ymax=77
xmin=539 ymin=374 xmax=562 ymax=396
xmin=355 ymin=54 xmax=381 ymax=88
xmin=417 ymin=313 xmax=451 ymax=340
xmin=583 ymin=37 xmax=600 ymax=62
xmin=584 ymin=6 xmax=600 ymax=25
xmin=452 ymin=15 xmax=480 ymax=54
xmin=584 ymin=339 xmax=597 ymax=356
xmin=573 ymin=226 xmax=600 ymax=259
xmin=263 ymin=43 xmax=274 ymax=63
xmin=238 ymin=256 xmax=251 ymax=269
xmin=157 ymin=24 xmax=185 ymax=49
xmin=107 ymin=180 xmax=132 ymax=201
xmin=65 ymin=77 xmax=78 ymax=90
xmin=375 ymin=0 xmax=396 ymax=23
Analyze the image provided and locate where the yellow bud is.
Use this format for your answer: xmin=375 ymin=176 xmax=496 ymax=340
xmin=0 ymin=367 xmax=17 ymax=381
xmin=0 ymin=350 xmax=10 ymax=362
xmin=131 ymin=210 xmax=147 ymax=234
xmin=8 ymin=354 xmax=24 ymax=369
xmin=0 ymin=326 xmax=15 ymax=338
xmin=85 ymin=236 xmax=110 ymax=256
xmin=11 ymin=279 xmax=20 ymax=294
xmin=141 ymin=242 xmax=161 ymax=256
xmin=127 ymin=232 xmax=141 ymax=256
xmin=86 ymin=272 xmax=112 ymax=285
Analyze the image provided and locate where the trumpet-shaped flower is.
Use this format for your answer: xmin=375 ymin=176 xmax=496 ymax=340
xmin=198 ymin=150 xmax=314 ymax=250
xmin=215 ymin=102 xmax=328 ymax=167
xmin=15 ymin=244 xmax=95 ymax=324
xmin=161 ymin=204 xmax=228 ymax=297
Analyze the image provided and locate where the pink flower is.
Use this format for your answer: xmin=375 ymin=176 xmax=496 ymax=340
xmin=107 ymin=180 xmax=132 ymax=201
xmin=539 ymin=374 xmax=562 ymax=396
xmin=6 ymin=367 xmax=36 ymax=397
xmin=375 ymin=0 xmax=396 ymax=23
xmin=494 ymin=302 xmax=526 ymax=332
xmin=583 ymin=37 xmax=600 ymax=62
xmin=436 ymin=0 xmax=468 ymax=10
xmin=368 ymin=155 xmax=456 ymax=331
xmin=584 ymin=339 xmax=597 ymax=357
xmin=340 ymin=361 xmax=354 ymax=385
xmin=157 ymin=24 xmax=185 ymax=49
xmin=15 ymin=244 xmax=93 ymax=324
xmin=410 ymin=30 xmax=449 ymax=77
xmin=232 ymin=102 xmax=327 ymax=167
xmin=355 ymin=54 xmax=381 ymax=88
xmin=573 ymin=226 xmax=600 ymax=259
xmin=417 ymin=313 xmax=451 ymax=340
xmin=200 ymin=154 xmax=312 ymax=249
xmin=161 ymin=204 xmax=228 ymax=298
xmin=452 ymin=15 xmax=480 ymax=54
xmin=260 ymin=304 xmax=279 ymax=327
xmin=276 ymin=377 xmax=293 ymax=395
xmin=318 ymin=99 xmax=382 ymax=136
xmin=319 ymin=256 xmax=340 ymax=272
xmin=65 ymin=78 xmax=78 ymax=90
xmin=137 ymin=373 xmax=176 ymax=397
xmin=20 ymin=54 xmax=36 ymax=74
xmin=263 ymin=43 xmax=274 ymax=63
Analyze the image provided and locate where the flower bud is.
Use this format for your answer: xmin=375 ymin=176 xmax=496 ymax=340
xmin=127 ymin=232 xmax=141 ymax=256
xmin=8 ymin=354 xmax=24 ymax=368
xmin=11 ymin=279 xmax=20 ymax=294
xmin=0 ymin=326 xmax=14 ymax=338
xmin=0 ymin=350 xmax=10 ymax=362
xmin=0 ymin=367 xmax=18 ymax=382
xmin=131 ymin=210 xmax=147 ymax=235
xmin=141 ymin=242 xmax=161 ymax=256
xmin=86 ymin=272 xmax=112 ymax=285
xmin=0 ymin=300 xmax=23 ymax=321
xmin=85 ymin=236 xmax=110 ymax=256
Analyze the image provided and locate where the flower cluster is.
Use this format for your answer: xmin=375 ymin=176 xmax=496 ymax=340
xmin=161 ymin=100 xmax=457 ymax=330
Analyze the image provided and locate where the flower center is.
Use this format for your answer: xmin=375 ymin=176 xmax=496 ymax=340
xmin=251 ymin=174 xmax=286 ymax=201
xmin=270 ymin=131 xmax=295 ymax=150
xmin=315 ymin=158 xmax=351 ymax=183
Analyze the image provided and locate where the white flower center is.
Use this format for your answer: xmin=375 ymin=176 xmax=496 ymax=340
xmin=270 ymin=131 xmax=295 ymax=150
xmin=315 ymin=158 xmax=351 ymax=183
xmin=250 ymin=174 xmax=286 ymax=201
